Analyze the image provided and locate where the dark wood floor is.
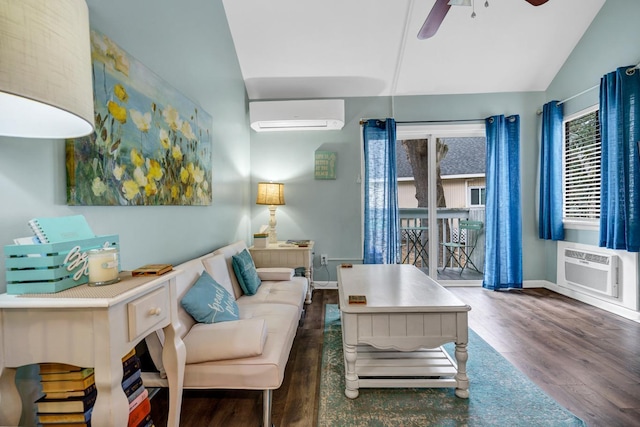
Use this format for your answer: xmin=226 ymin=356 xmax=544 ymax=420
xmin=149 ymin=288 xmax=640 ymax=427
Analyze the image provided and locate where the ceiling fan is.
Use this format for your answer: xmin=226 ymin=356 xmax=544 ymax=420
xmin=417 ymin=0 xmax=550 ymax=40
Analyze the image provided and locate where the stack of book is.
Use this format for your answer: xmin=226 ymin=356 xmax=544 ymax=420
xmin=36 ymin=363 xmax=96 ymax=426
xmin=122 ymin=348 xmax=154 ymax=427
xmin=35 ymin=349 xmax=154 ymax=427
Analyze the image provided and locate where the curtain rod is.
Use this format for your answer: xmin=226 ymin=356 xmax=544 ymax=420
xmin=397 ymin=119 xmax=485 ymax=124
xmin=556 ymin=84 xmax=599 ymax=106
xmin=537 ymin=61 xmax=640 ymax=115
xmin=359 ymin=118 xmax=484 ymax=125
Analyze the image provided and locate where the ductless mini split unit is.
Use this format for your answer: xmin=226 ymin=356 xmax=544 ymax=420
xmin=249 ymin=99 xmax=345 ymax=132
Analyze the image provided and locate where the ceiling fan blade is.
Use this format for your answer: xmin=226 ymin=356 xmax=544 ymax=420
xmin=524 ymin=0 xmax=550 ymax=5
xmin=417 ymin=0 xmax=451 ymax=40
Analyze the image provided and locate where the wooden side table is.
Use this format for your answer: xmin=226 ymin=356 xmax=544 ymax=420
xmin=249 ymin=241 xmax=314 ymax=304
xmin=0 ymin=271 xmax=185 ymax=427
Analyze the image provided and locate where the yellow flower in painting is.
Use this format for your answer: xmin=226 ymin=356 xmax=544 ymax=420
xmin=122 ymin=180 xmax=139 ymax=200
xmin=114 ymin=84 xmax=128 ymax=102
xmin=130 ymin=110 xmax=151 ymax=132
xmin=180 ymin=167 xmax=189 ymax=184
xmin=113 ymin=164 xmax=125 ymax=181
xmin=107 ymin=100 xmax=127 ymax=124
xmin=181 ymin=121 xmax=196 ymax=140
xmin=163 ymin=105 xmax=181 ymax=130
xmin=171 ymin=185 xmax=179 ymax=199
xmin=146 ymin=159 xmax=163 ymax=181
xmin=159 ymin=128 xmax=170 ymax=149
xmin=91 ymin=177 xmax=107 ymax=197
xmin=172 ymin=145 xmax=183 ymax=161
xmin=144 ymin=180 xmax=158 ymax=196
xmin=191 ymin=165 xmax=204 ymax=184
xmin=185 ymin=186 xmax=193 ymax=199
xmin=133 ymin=166 xmax=148 ymax=187
xmin=130 ymin=148 xmax=145 ymax=167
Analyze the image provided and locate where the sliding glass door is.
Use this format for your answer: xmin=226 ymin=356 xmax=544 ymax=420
xmin=397 ymin=123 xmax=486 ymax=283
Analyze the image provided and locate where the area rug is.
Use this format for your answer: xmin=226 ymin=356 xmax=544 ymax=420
xmin=318 ymin=304 xmax=585 ymax=427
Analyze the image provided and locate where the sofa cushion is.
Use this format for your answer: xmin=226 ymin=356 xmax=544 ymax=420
xmin=232 ymin=249 xmax=261 ymax=295
xmin=202 ymin=254 xmax=235 ymax=297
xmin=212 ymin=241 xmax=249 ymax=299
xmin=182 ymin=303 xmax=300 ymax=390
xmin=183 ymin=318 xmax=267 ymax=364
xmin=237 ymin=276 xmax=308 ymax=313
xmin=256 ymin=267 xmax=294 ymax=281
xmin=181 ymin=271 xmax=239 ymax=323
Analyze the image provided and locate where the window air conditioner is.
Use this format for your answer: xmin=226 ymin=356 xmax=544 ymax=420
xmin=249 ymin=99 xmax=345 ymax=132
xmin=563 ymin=248 xmax=618 ymax=298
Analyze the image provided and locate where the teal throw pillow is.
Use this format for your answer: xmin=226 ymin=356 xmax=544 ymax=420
xmin=181 ymin=271 xmax=239 ymax=323
xmin=232 ymin=249 xmax=262 ymax=295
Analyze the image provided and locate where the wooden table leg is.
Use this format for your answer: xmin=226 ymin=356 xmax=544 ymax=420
xmin=454 ymin=342 xmax=469 ymax=398
xmin=343 ymin=343 xmax=359 ymax=399
xmin=305 ymin=266 xmax=313 ymax=304
xmin=163 ymin=323 xmax=185 ymax=427
xmin=0 ymin=366 xmax=21 ymax=425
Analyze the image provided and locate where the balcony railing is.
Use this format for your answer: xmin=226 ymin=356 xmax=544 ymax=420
xmin=399 ymin=207 xmax=485 ymax=277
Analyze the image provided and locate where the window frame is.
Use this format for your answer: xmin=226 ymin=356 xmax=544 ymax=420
xmin=468 ymin=185 xmax=486 ymax=207
xmin=562 ymin=104 xmax=601 ymax=231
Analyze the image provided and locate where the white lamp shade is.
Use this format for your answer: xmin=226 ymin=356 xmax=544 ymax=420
xmin=0 ymin=0 xmax=94 ymax=138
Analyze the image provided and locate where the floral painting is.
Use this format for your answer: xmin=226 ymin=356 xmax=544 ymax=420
xmin=66 ymin=30 xmax=212 ymax=206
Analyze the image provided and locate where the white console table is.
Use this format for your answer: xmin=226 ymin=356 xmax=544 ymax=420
xmin=250 ymin=241 xmax=314 ymax=304
xmin=0 ymin=271 xmax=185 ymax=427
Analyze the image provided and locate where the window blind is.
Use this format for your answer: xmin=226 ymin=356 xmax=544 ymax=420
xmin=563 ymin=109 xmax=601 ymax=220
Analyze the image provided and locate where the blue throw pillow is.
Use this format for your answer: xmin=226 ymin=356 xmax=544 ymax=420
xmin=181 ymin=271 xmax=239 ymax=323
xmin=232 ymin=249 xmax=262 ymax=295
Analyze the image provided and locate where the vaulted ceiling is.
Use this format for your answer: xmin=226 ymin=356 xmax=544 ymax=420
xmin=222 ymin=0 xmax=606 ymax=100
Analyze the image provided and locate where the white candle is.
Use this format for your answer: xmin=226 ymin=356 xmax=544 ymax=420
xmin=87 ymin=248 xmax=119 ymax=285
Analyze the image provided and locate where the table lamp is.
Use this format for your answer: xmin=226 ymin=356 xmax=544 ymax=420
xmin=0 ymin=0 xmax=94 ymax=138
xmin=256 ymin=182 xmax=285 ymax=244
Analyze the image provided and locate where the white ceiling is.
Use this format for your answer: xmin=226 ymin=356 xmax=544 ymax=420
xmin=222 ymin=0 xmax=606 ymax=101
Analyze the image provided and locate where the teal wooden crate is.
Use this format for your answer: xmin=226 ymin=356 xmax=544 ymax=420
xmin=4 ymin=235 xmax=120 ymax=294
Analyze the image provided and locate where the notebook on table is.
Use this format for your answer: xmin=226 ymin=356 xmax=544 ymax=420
xmin=28 ymin=215 xmax=95 ymax=243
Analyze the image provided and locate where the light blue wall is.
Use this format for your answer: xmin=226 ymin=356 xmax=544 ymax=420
xmin=6 ymin=1 xmax=250 ymax=424
xmin=250 ymin=97 xmax=393 ymax=283
xmin=251 ymin=92 xmax=546 ymax=281
xmin=547 ymin=0 xmax=640 ymax=116
xmin=543 ymin=0 xmax=640 ymax=282
xmin=0 ymin=0 xmax=251 ymax=293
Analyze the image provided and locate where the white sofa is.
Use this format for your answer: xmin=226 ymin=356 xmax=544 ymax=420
xmin=142 ymin=241 xmax=308 ymax=427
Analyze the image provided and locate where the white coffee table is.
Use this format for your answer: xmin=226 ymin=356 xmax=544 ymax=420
xmin=337 ymin=264 xmax=471 ymax=399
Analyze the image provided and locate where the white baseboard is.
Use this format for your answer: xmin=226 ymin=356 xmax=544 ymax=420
xmin=527 ymin=280 xmax=639 ymax=323
xmin=312 ymin=281 xmax=338 ymax=290
xmin=544 ymin=281 xmax=640 ymax=323
xmin=523 ymin=279 xmax=552 ymax=288
xmin=439 ymin=280 xmax=548 ymax=288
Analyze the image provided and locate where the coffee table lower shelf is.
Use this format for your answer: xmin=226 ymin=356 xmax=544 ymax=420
xmin=345 ymin=344 xmax=462 ymax=397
